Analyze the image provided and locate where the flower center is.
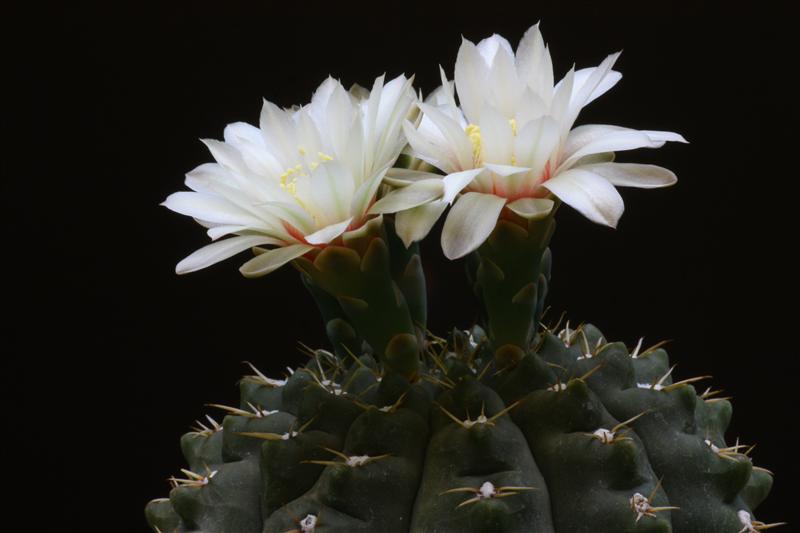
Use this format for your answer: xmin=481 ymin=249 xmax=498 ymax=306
xmin=279 ymin=149 xmax=335 ymax=211
xmin=465 ymin=119 xmax=519 ymax=167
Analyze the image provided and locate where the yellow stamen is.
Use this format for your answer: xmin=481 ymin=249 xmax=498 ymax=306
xmin=279 ymin=164 xmax=304 ymax=195
xmin=508 ymin=119 xmax=519 ymax=165
xmin=318 ymin=151 xmax=334 ymax=161
xmin=508 ymin=118 xmax=518 ymax=136
xmin=465 ymin=124 xmax=482 ymax=166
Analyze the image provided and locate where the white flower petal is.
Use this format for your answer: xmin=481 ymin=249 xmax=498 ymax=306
xmin=351 ymin=167 xmax=389 ymax=220
xmin=516 ymin=23 xmax=554 ymax=102
xmin=239 ymin=244 xmax=315 ymax=278
xmin=487 ymin=43 xmax=522 ymax=118
xmin=176 ymin=235 xmax=282 ymax=274
xmin=162 ymin=192 xmax=264 ymax=227
xmin=418 ymin=103 xmax=473 ymax=171
xmin=306 ymin=161 xmax=356 ymax=224
xmin=395 ymin=200 xmax=448 ymax=247
xmin=514 ymin=115 xmax=560 ymax=178
xmin=258 ymin=99 xmax=297 ymax=169
xmin=454 ymin=38 xmax=490 ymax=123
xmin=561 ymin=53 xmax=621 ymax=129
xmin=384 ymin=168 xmax=443 ymax=186
xmin=543 ymin=168 xmax=624 ymax=227
xmin=207 ymin=224 xmax=249 ymax=240
xmin=476 ymin=34 xmax=515 ymax=64
xmin=304 ymin=218 xmax=353 ymax=245
xmin=506 ymin=197 xmax=555 ymax=220
xmin=558 ymin=125 xmax=662 ymax=172
xmin=369 ymin=179 xmax=444 ymax=215
xmin=483 ymin=163 xmax=531 ymax=177
xmin=480 ymin=105 xmax=514 ymax=163
xmin=442 ymin=168 xmax=485 ymax=204
xmin=579 ymin=163 xmax=677 ymax=188
xmin=257 ymin=201 xmax=315 ymax=233
xmin=201 ymin=139 xmax=246 ymax=174
xmin=403 ymin=119 xmax=458 ymax=174
xmin=642 ymin=130 xmax=689 ymax=145
xmin=441 ymin=192 xmax=507 ymax=259
xmin=569 ymin=66 xmax=622 ymax=106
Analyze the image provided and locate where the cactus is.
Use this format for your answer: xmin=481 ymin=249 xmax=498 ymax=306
xmin=145 ymin=215 xmax=778 ymax=533
xmin=152 ymin=22 xmax=783 ymax=533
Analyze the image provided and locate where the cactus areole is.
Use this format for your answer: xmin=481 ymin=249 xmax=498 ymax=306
xmin=149 ymin=24 xmax=781 ymax=533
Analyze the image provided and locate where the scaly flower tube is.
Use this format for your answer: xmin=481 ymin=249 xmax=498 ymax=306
xmin=162 ymin=74 xmax=424 ymax=277
xmin=398 ymin=23 xmax=687 ymax=259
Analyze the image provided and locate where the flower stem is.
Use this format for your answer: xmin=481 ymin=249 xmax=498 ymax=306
xmin=294 ymin=221 xmax=423 ymax=380
xmin=468 ymin=212 xmax=556 ymax=366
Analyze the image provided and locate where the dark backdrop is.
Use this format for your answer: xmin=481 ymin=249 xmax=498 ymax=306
xmin=9 ymin=2 xmax=797 ymax=531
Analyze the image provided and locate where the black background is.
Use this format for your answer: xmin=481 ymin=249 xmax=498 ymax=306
xmin=8 ymin=2 xmax=797 ymax=531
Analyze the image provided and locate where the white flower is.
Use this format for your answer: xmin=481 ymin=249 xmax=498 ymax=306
xmin=162 ymin=74 xmax=419 ymax=277
xmin=400 ymin=23 xmax=687 ymax=259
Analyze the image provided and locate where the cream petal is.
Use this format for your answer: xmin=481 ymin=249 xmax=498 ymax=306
xmin=222 ymin=123 xmax=280 ymax=178
xmin=239 ymin=244 xmax=315 ymax=278
xmin=515 ymin=23 xmax=554 ymax=101
xmin=441 ymin=192 xmax=507 ymax=259
xmin=402 ymin=119 xmax=458 ymax=173
xmin=207 ymin=224 xmax=249 ymax=240
xmin=259 ymin=99 xmax=297 ymax=169
xmin=642 ymin=130 xmax=689 ymax=146
xmin=304 ymin=218 xmax=353 ymax=245
xmin=476 ymin=34 xmax=515 ymax=65
xmin=543 ymin=168 xmax=624 ymax=227
xmin=550 ymin=67 xmax=575 ymax=130
xmin=558 ymin=125 xmax=663 ymax=172
xmin=384 ymin=168 xmax=443 ymax=186
xmin=487 ymin=42 xmax=522 ymax=117
xmin=435 ymin=66 xmax=459 ymax=111
xmin=310 ymin=76 xmax=339 ymax=112
xmin=395 ymin=200 xmax=448 ymax=247
xmin=515 ymin=88 xmax=548 ymax=126
xmin=201 ymin=139 xmax=247 ymax=174
xmin=176 ymin=235 xmax=282 ymax=274
xmin=184 ymin=163 xmax=233 ymax=193
xmin=480 ymin=105 xmax=514 ymax=164
xmin=325 ymin=82 xmax=358 ymax=162
xmin=506 ymin=197 xmax=555 ymax=220
xmin=162 ymin=192 xmax=264 ymax=227
xmin=350 ymin=166 xmax=388 ymax=219
xmin=514 ymin=116 xmax=559 ymax=178
xmin=368 ymin=179 xmax=444 ymax=214
xmin=418 ymin=103 xmax=474 ymax=171
xmin=483 ymin=163 xmax=531 ymax=177
xmin=223 ymin=122 xmax=265 ymax=149
xmin=560 ymin=53 xmax=621 ymax=129
xmin=442 ymin=168 xmax=485 ymax=204
xmin=258 ymin=201 xmax=315 ymax=233
xmin=578 ymin=162 xmax=677 ymax=188
xmin=454 ymin=38 xmax=490 ymax=124
xmin=569 ymin=66 xmax=622 ymax=106
xmin=310 ymin=161 xmax=357 ymax=223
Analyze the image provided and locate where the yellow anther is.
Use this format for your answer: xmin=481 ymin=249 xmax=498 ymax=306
xmin=317 ymin=152 xmax=334 ymax=161
xmin=508 ymin=118 xmax=518 ymax=136
xmin=465 ymin=124 xmax=482 ymax=166
xmin=279 ymin=164 xmax=304 ymax=196
xmin=298 ymin=146 xmax=307 ymax=156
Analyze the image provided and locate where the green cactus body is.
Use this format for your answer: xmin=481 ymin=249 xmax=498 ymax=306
xmin=146 ymin=219 xmax=775 ymax=533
